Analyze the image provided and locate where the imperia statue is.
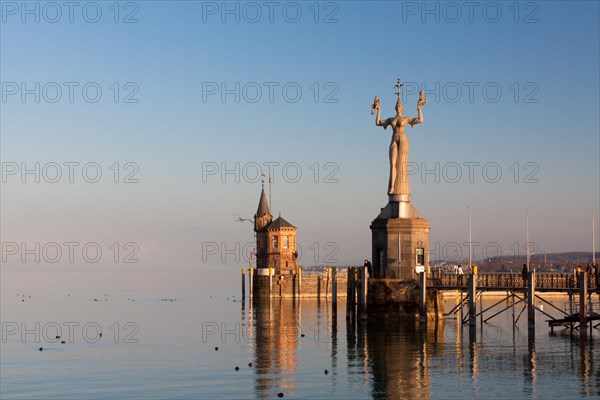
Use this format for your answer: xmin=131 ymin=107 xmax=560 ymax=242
xmin=372 ymin=79 xmax=427 ymax=198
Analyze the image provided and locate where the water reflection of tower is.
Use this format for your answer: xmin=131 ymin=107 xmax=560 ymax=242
xmin=253 ymin=299 xmax=299 ymax=398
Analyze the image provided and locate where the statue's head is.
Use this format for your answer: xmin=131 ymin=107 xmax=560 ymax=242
xmin=395 ymin=99 xmax=403 ymax=115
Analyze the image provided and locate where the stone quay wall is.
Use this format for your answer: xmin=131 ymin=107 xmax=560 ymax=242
xmin=251 ymin=272 xmax=348 ymax=299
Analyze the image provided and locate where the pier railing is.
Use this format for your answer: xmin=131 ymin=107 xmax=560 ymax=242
xmin=427 ymin=273 xmax=598 ymax=291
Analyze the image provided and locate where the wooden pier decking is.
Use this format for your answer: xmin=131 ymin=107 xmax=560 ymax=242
xmin=419 ymin=271 xmax=599 ymax=336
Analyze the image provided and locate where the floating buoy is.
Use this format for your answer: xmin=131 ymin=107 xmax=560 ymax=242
xmin=324 ymin=369 xmax=329 ymax=375
xmin=38 ymin=347 xmax=43 ymax=351
xmin=248 ymin=362 xmax=252 ymax=367
xmin=61 ymin=341 xmax=66 ymax=344
xmin=235 ymin=366 xmax=239 ymax=371
xmin=215 ymin=347 xmax=219 ymax=351
xmin=277 ymin=393 xmax=284 ymax=398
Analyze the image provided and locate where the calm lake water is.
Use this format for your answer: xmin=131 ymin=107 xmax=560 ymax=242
xmin=1 ymin=269 xmax=599 ymax=399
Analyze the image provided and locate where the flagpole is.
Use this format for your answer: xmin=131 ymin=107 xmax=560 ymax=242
xmin=593 ymin=211 xmax=596 ymax=265
xmin=269 ymin=176 xmax=273 ymax=212
xmin=468 ymin=206 xmax=472 ymax=271
xmin=526 ymin=208 xmax=530 ymax=271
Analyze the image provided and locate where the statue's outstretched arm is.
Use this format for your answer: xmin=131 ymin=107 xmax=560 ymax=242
xmin=409 ymin=91 xmax=427 ymax=127
xmin=372 ymin=97 xmax=390 ymax=129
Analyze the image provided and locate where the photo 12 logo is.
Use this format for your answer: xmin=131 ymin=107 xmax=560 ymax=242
xmin=200 ymin=1 xmax=339 ymax=23
xmin=2 ymin=162 xmax=140 ymax=184
xmin=1 ymin=82 xmax=140 ymax=104
xmin=202 ymin=321 xmax=337 ymax=344
xmin=201 ymin=241 xmax=340 ymax=264
xmin=428 ymin=240 xmax=541 ymax=262
xmin=1 ymin=242 xmax=140 ymax=264
xmin=201 ymin=81 xmax=339 ymax=104
xmin=1 ymin=2 xmax=140 ymax=24
xmin=400 ymin=1 xmax=540 ymax=24
xmin=408 ymin=161 xmax=540 ymax=184
xmin=2 ymin=322 xmax=139 ymax=344
xmin=202 ymin=161 xmax=340 ymax=184
xmin=400 ymin=81 xmax=540 ymax=104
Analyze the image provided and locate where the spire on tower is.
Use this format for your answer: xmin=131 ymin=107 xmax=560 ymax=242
xmin=254 ymin=183 xmax=272 ymax=231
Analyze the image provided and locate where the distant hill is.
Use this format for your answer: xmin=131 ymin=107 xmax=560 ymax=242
xmin=468 ymin=252 xmax=599 ymax=273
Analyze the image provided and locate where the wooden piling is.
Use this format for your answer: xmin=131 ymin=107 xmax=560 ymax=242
xmin=358 ymin=266 xmax=366 ymax=320
xmin=269 ymin=267 xmax=273 ymax=296
xmin=346 ymin=268 xmax=354 ymax=320
xmin=527 ymin=271 xmax=535 ymax=332
xmin=479 ymin=289 xmax=483 ymax=328
xmin=510 ymin=292 xmax=515 ymax=340
xmin=419 ymin=271 xmax=426 ymax=323
xmin=242 ymin=268 xmax=246 ymax=300
xmin=352 ymin=268 xmax=358 ymax=319
xmin=580 ymin=271 xmax=588 ymax=337
xmin=249 ymin=268 xmax=254 ymax=299
xmin=332 ymin=267 xmax=338 ymax=320
xmin=468 ymin=273 xmax=476 ymax=326
xmin=459 ymin=291 xmax=463 ymax=324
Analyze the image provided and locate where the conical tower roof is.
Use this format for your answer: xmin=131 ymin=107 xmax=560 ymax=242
xmin=256 ymin=187 xmax=270 ymax=217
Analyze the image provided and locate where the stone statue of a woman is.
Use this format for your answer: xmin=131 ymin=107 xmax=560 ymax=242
xmin=372 ymin=79 xmax=427 ymax=200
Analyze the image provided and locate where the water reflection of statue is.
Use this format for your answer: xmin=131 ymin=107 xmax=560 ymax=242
xmin=372 ymin=79 xmax=427 ymax=197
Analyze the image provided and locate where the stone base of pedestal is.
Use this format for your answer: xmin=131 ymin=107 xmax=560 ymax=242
xmin=370 ymin=201 xmax=431 ymax=280
xmin=367 ymin=279 xmax=443 ymax=319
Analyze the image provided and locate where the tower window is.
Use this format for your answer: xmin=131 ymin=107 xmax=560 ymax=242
xmin=283 ymin=236 xmax=289 ymax=249
xmin=416 ymin=248 xmax=425 ymax=266
xmin=272 ymin=236 xmax=278 ymax=250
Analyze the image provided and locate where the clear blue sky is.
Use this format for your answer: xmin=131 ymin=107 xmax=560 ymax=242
xmin=1 ymin=1 xmax=599 ymax=269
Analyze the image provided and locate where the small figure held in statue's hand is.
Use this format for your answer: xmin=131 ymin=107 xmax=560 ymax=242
xmin=418 ymin=90 xmax=427 ymax=107
xmin=371 ymin=96 xmax=380 ymax=115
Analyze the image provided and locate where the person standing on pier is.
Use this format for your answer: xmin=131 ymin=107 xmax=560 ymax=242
xmin=521 ymin=264 xmax=528 ymax=287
